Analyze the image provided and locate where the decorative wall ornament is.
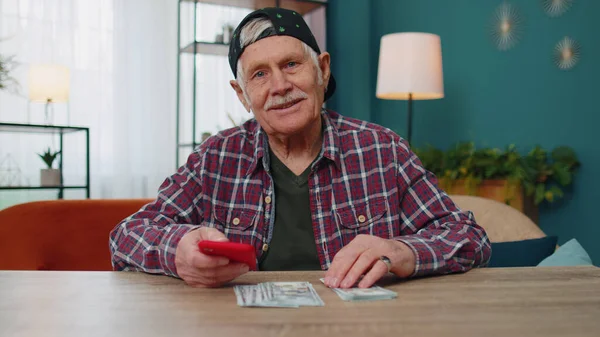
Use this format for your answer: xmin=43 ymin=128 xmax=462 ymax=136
xmin=542 ymin=0 xmax=574 ymax=18
xmin=490 ymin=2 xmax=524 ymax=51
xmin=554 ymin=36 xmax=581 ymax=70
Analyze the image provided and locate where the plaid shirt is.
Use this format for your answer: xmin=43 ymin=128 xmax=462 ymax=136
xmin=109 ymin=110 xmax=491 ymax=277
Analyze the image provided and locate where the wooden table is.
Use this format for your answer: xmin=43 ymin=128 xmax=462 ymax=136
xmin=1 ymin=267 xmax=599 ymax=337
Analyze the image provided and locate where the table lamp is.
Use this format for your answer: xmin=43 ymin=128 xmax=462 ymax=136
xmin=28 ymin=64 xmax=70 ymax=125
xmin=376 ymin=32 xmax=444 ymax=144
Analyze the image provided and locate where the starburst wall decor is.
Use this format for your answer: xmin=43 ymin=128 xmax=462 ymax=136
xmin=542 ymin=0 xmax=574 ymax=18
xmin=554 ymin=37 xmax=581 ymax=70
xmin=490 ymin=2 xmax=523 ymax=51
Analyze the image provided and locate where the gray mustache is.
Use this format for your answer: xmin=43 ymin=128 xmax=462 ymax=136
xmin=264 ymin=91 xmax=308 ymax=110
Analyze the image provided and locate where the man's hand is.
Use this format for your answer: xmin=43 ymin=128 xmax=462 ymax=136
xmin=175 ymin=227 xmax=250 ymax=287
xmin=324 ymin=234 xmax=416 ymax=289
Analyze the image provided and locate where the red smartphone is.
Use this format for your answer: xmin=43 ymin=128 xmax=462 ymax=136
xmin=198 ymin=241 xmax=257 ymax=271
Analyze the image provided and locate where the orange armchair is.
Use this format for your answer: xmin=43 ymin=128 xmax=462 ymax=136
xmin=0 ymin=199 xmax=152 ymax=271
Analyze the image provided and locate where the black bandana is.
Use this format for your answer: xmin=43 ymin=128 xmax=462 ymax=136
xmin=228 ymin=7 xmax=336 ymax=101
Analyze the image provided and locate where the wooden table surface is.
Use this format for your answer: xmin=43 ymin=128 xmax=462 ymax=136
xmin=1 ymin=266 xmax=599 ymax=337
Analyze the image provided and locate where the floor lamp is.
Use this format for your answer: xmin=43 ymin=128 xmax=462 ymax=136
xmin=29 ymin=64 xmax=70 ymax=125
xmin=376 ymin=32 xmax=444 ymax=145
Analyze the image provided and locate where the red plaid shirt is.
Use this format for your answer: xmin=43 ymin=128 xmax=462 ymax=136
xmin=109 ymin=110 xmax=491 ymax=277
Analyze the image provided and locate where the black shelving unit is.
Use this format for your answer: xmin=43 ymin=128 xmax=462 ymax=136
xmin=175 ymin=0 xmax=328 ymax=168
xmin=0 ymin=122 xmax=90 ymax=199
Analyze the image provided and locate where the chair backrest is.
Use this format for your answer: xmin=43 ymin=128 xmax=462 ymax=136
xmin=0 ymin=199 xmax=152 ymax=271
xmin=0 ymin=195 xmax=544 ymax=270
xmin=449 ymin=195 xmax=546 ymax=243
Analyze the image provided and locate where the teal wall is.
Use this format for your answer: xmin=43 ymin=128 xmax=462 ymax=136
xmin=326 ymin=0 xmax=373 ymax=121
xmin=327 ymin=0 xmax=599 ymax=264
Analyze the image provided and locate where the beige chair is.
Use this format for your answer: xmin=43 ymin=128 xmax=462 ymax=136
xmin=450 ymin=195 xmax=546 ymax=243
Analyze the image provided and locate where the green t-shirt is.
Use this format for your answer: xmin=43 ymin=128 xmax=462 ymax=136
xmin=258 ymin=151 xmax=321 ymax=271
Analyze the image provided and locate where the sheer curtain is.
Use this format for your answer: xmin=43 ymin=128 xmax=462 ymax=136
xmin=0 ymin=0 xmax=326 ymax=208
xmin=0 ymin=0 xmax=177 ymax=207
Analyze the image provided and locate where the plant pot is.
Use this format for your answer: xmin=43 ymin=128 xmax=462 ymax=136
xmin=40 ymin=168 xmax=61 ymax=187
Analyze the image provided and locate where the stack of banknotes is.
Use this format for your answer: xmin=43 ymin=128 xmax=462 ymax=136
xmin=319 ymin=278 xmax=398 ymax=301
xmin=233 ymin=280 xmax=398 ymax=307
xmin=234 ymin=281 xmax=324 ymax=307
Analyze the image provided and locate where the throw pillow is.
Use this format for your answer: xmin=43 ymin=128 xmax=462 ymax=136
xmin=538 ymin=238 xmax=593 ymax=267
xmin=488 ymin=236 xmax=558 ymax=268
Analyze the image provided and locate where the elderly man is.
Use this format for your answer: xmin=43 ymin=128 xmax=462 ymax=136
xmin=109 ymin=7 xmax=491 ymax=289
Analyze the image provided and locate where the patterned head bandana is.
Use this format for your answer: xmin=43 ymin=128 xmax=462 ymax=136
xmin=228 ymin=7 xmax=336 ymax=101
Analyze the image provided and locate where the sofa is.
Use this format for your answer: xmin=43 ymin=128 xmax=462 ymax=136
xmin=0 ymin=199 xmax=152 ymax=271
xmin=0 ymin=195 xmax=549 ymax=271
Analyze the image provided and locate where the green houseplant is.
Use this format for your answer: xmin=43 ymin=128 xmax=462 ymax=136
xmin=414 ymin=142 xmax=580 ymax=206
xmin=38 ymin=148 xmax=61 ymax=187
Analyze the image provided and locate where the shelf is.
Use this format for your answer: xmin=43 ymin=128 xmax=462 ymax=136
xmin=181 ymin=0 xmax=326 ymax=15
xmin=0 ymin=123 xmax=89 ymax=134
xmin=0 ymin=123 xmax=91 ymax=199
xmin=178 ymin=143 xmax=198 ymax=148
xmin=180 ymin=41 xmax=229 ymax=55
xmin=0 ymin=186 xmax=88 ymax=190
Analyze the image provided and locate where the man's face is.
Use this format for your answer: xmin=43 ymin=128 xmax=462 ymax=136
xmin=231 ymin=36 xmax=330 ymax=137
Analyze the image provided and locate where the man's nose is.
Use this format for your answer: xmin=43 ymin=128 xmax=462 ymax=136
xmin=269 ymin=69 xmax=293 ymax=96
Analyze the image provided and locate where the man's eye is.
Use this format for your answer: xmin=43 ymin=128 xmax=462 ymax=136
xmin=287 ymin=62 xmax=297 ymax=68
xmin=254 ymin=71 xmax=265 ymax=78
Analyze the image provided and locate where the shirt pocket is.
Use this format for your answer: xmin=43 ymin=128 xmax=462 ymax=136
xmin=334 ymin=196 xmax=388 ymax=229
xmin=214 ymin=205 xmax=257 ymax=231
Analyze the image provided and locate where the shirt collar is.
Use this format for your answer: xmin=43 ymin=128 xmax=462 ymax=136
xmin=320 ymin=109 xmax=342 ymax=170
xmin=245 ymin=125 xmax=267 ymax=176
xmin=244 ymin=109 xmax=342 ymax=177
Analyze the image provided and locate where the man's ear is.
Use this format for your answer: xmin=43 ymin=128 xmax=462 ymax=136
xmin=230 ymin=80 xmax=251 ymax=112
xmin=318 ymin=52 xmax=331 ymax=89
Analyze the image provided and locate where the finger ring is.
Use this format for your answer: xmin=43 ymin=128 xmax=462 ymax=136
xmin=380 ymin=255 xmax=392 ymax=273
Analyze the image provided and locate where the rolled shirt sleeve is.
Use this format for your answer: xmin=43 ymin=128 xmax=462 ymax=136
xmin=109 ymin=151 xmax=205 ymax=277
xmin=394 ymin=143 xmax=492 ymax=277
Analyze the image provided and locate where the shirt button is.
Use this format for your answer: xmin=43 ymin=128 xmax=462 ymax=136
xmin=358 ymin=215 xmax=366 ymax=223
xmin=262 ymin=243 xmax=269 ymax=252
xmin=265 ymin=196 xmax=272 ymax=204
xmin=232 ymin=217 xmax=240 ymax=226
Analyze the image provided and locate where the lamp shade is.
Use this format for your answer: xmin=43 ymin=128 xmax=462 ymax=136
xmin=376 ymin=32 xmax=444 ymax=100
xmin=28 ymin=64 xmax=70 ymax=103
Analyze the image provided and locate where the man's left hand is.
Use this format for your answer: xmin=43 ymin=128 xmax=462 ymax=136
xmin=324 ymin=235 xmax=416 ymax=289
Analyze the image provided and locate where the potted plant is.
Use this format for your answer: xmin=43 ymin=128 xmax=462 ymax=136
xmin=38 ymin=147 xmax=61 ymax=187
xmin=414 ymin=142 xmax=580 ymax=223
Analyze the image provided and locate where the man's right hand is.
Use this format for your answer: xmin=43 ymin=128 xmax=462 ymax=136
xmin=175 ymin=227 xmax=250 ymax=287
